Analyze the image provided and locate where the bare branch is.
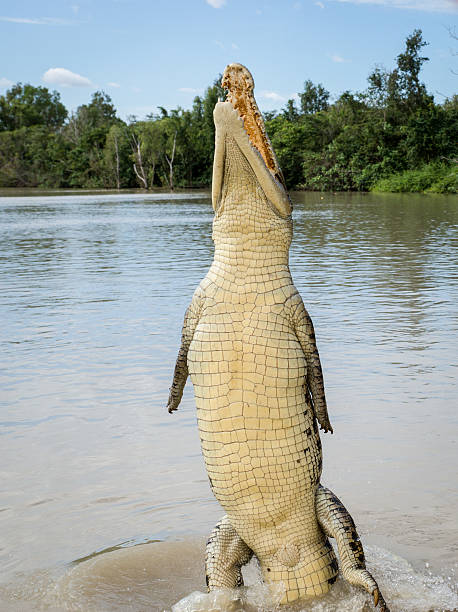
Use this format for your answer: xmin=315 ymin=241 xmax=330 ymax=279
xmin=130 ymin=131 xmax=148 ymax=188
xmin=164 ymin=130 xmax=177 ymax=190
xmin=133 ymin=163 xmax=147 ymax=188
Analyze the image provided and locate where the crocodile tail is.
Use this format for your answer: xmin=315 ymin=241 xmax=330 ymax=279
xmin=316 ymin=485 xmax=389 ymax=611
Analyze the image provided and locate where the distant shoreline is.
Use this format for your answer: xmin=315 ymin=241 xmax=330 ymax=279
xmin=0 ymin=186 xmax=456 ymax=197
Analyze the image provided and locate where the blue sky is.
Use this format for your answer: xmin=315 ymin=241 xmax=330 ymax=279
xmin=1 ymin=0 xmax=457 ymax=120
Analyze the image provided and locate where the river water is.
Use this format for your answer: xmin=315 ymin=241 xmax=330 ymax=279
xmin=0 ymin=190 xmax=457 ymax=611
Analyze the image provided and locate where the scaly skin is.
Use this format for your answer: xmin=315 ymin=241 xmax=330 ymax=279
xmin=166 ymin=63 xmax=388 ymax=609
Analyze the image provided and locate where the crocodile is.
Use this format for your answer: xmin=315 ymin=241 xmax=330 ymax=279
xmin=166 ymin=63 xmax=388 ymax=610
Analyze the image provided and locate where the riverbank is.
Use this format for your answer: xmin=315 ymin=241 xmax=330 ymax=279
xmin=371 ymin=162 xmax=457 ymax=194
xmin=1 ymin=175 xmax=457 ymax=199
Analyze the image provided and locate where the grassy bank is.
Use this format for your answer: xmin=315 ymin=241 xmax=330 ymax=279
xmin=371 ymin=162 xmax=457 ymax=194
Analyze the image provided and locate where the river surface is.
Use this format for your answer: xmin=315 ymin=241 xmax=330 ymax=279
xmin=0 ymin=190 xmax=457 ymax=611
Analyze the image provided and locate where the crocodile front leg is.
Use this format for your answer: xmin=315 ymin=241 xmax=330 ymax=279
xmin=316 ymin=485 xmax=389 ymax=611
xmin=205 ymin=515 xmax=253 ymax=589
xmin=290 ymin=295 xmax=333 ymax=433
xmin=166 ymin=290 xmax=202 ymax=414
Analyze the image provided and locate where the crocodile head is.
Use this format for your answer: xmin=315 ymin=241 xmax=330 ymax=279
xmin=212 ymin=63 xmax=292 ymax=251
xmin=221 ymin=63 xmax=287 ymax=191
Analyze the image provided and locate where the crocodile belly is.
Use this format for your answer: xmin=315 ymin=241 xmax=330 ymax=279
xmin=187 ymin=303 xmax=322 ymax=530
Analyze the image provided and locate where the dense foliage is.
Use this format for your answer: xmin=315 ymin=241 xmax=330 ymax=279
xmin=0 ymin=30 xmax=456 ymax=193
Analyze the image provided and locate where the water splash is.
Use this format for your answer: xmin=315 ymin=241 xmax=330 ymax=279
xmin=172 ymin=583 xmax=285 ymax=612
xmin=172 ymin=546 xmax=458 ymax=612
xmin=0 ymin=542 xmax=456 ymax=611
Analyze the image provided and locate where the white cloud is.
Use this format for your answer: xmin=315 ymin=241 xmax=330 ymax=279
xmin=330 ymin=54 xmax=346 ymax=63
xmin=206 ymin=0 xmax=226 ymax=7
xmin=43 ymin=68 xmax=92 ymax=87
xmin=0 ymin=16 xmax=75 ymax=25
xmin=0 ymin=77 xmax=13 ymax=89
xmin=214 ymin=39 xmax=225 ymax=49
xmin=71 ymin=5 xmax=80 ymax=14
xmin=315 ymin=1 xmax=325 ymax=7
xmin=330 ymin=0 xmax=457 ymax=12
xmin=107 ymin=82 xmax=121 ymax=88
xmin=261 ymin=91 xmax=287 ymax=102
xmin=231 ymin=42 xmax=239 ymax=49
xmin=179 ymin=87 xmax=202 ymax=93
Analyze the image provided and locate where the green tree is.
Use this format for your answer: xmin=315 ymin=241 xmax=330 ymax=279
xmin=367 ymin=29 xmax=431 ymax=122
xmin=299 ymin=80 xmax=330 ymax=115
xmin=0 ymin=83 xmax=67 ymax=131
xmin=65 ymin=91 xmax=117 ymax=144
xmin=406 ymin=102 xmax=458 ymax=165
xmin=395 ymin=28 xmax=430 ymax=111
xmin=64 ymin=91 xmax=120 ymax=187
xmin=104 ymin=124 xmax=133 ymax=188
xmin=282 ymin=99 xmax=300 ymax=122
xmin=128 ymin=119 xmax=169 ymax=188
xmin=0 ymin=126 xmax=69 ymax=187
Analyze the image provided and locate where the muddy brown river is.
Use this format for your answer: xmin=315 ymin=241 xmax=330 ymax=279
xmin=0 ymin=190 xmax=457 ymax=611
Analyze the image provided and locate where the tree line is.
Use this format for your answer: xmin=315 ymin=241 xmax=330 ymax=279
xmin=0 ymin=30 xmax=456 ymax=193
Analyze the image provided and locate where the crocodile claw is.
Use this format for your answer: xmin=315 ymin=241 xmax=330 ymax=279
xmin=373 ymin=588 xmax=379 ymax=607
xmin=319 ymin=419 xmax=333 ymax=434
xmin=373 ymin=588 xmax=389 ymax=611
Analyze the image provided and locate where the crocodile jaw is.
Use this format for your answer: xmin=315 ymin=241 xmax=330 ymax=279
xmin=211 ymin=64 xmax=292 ymax=253
xmin=221 ymin=63 xmax=283 ymax=185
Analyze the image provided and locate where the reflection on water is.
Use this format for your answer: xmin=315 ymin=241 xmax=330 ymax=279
xmin=0 ymin=190 xmax=457 ymax=610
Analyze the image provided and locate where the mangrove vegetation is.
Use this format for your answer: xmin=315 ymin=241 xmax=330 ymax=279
xmin=0 ymin=30 xmax=456 ymax=193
